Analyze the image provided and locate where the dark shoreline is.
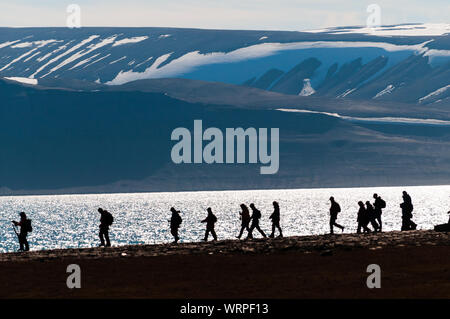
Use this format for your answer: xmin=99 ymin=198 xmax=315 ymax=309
xmin=0 ymin=230 xmax=449 ymax=299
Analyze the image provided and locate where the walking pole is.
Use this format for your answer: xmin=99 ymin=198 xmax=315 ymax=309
xmin=12 ymin=222 xmax=19 ymax=238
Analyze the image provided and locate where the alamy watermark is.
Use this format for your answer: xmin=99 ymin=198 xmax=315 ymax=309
xmin=171 ymin=120 xmax=279 ymax=174
xmin=66 ymin=4 xmax=82 ymax=28
xmin=366 ymin=264 xmax=381 ymax=289
xmin=366 ymin=4 xmax=381 ymax=28
xmin=66 ymin=264 xmax=81 ymax=289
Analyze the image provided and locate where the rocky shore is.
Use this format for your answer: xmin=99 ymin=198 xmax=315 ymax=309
xmin=1 ymin=230 xmax=448 ymax=262
xmin=0 ymin=230 xmax=449 ymax=298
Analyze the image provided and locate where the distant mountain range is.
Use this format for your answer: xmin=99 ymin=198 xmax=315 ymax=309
xmin=0 ymin=23 xmax=449 ymax=106
xmin=0 ymin=24 xmax=449 ymax=194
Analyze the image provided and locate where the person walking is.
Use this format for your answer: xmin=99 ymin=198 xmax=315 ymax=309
xmin=357 ymin=201 xmax=371 ymax=234
xmin=401 ymin=191 xmax=417 ymax=230
xmin=169 ymin=207 xmax=182 ymax=243
xmin=201 ymin=207 xmax=218 ymax=241
xmin=98 ymin=208 xmax=113 ymax=247
xmin=12 ymin=212 xmax=32 ymax=252
xmin=373 ymin=193 xmax=385 ymax=232
xmin=366 ymin=201 xmax=380 ymax=232
xmin=237 ymin=204 xmax=251 ymax=239
xmin=269 ymin=201 xmax=283 ymax=238
xmin=329 ymin=197 xmax=344 ymax=234
xmin=247 ymin=204 xmax=267 ymax=239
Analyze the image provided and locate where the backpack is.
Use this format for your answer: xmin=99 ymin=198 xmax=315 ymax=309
xmin=105 ymin=212 xmax=114 ymax=226
xmin=25 ymin=219 xmax=33 ymax=233
xmin=333 ymin=203 xmax=341 ymax=214
xmin=380 ymin=199 xmax=386 ymax=209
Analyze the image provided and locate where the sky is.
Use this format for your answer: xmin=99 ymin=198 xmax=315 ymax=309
xmin=0 ymin=0 xmax=448 ymax=30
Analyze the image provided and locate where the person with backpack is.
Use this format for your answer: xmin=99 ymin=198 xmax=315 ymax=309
xmin=169 ymin=207 xmax=182 ymax=243
xmin=237 ymin=204 xmax=251 ymax=239
xmin=401 ymin=191 xmax=417 ymax=231
xmin=373 ymin=193 xmax=385 ymax=232
xmin=247 ymin=203 xmax=267 ymax=239
xmin=269 ymin=201 xmax=283 ymax=238
xmin=366 ymin=201 xmax=380 ymax=232
xmin=98 ymin=208 xmax=113 ymax=247
xmin=201 ymin=207 xmax=218 ymax=241
xmin=356 ymin=201 xmax=371 ymax=234
xmin=329 ymin=197 xmax=344 ymax=234
xmin=12 ymin=212 xmax=32 ymax=252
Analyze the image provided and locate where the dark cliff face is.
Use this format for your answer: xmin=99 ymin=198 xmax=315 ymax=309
xmin=1 ymin=78 xmax=450 ymax=194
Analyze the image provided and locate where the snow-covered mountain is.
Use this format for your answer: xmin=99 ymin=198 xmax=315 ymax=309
xmin=0 ymin=23 xmax=449 ymax=105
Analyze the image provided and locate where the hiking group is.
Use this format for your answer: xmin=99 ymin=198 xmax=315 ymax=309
xmin=9 ymin=190 xmax=448 ymax=251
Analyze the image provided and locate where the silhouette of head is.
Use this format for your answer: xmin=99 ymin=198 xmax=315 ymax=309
xmin=358 ymin=201 xmax=364 ymax=207
xmin=330 ymin=196 xmax=335 ymax=202
xmin=207 ymin=207 xmax=212 ymax=214
xmin=19 ymin=212 xmax=26 ymax=218
xmin=250 ymin=203 xmax=255 ymax=209
xmin=240 ymin=204 xmax=246 ymax=210
xmin=273 ymin=201 xmax=279 ymax=208
xmin=373 ymin=193 xmax=378 ymax=199
xmin=98 ymin=208 xmax=103 ymax=214
xmin=403 ymin=191 xmax=407 ymax=195
xmin=365 ymin=201 xmax=371 ymax=206
xmin=170 ymin=207 xmax=176 ymax=213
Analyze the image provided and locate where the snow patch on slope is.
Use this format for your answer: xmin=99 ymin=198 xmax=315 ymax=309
xmin=419 ymin=85 xmax=450 ymax=103
xmin=30 ymin=35 xmax=99 ymax=78
xmin=106 ymin=41 xmax=428 ymax=85
xmin=4 ymin=76 xmax=38 ymax=85
xmin=374 ymin=84 xmax=395 ymax=99
xmin=306 ymin=23 xmax=450 ymax=37
xmin=112 ymin=36 xmax=148 ymax=47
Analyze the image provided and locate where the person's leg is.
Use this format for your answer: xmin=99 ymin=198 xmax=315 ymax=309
xmin=237 ymin=225 xmax=245 ymax=239
xmin=376 ymin=216 xmax=382 ymax=231
xmin=18 ymin=234 xmax=25 ymax=251
xmin=211 ymin=229 xmax=217 ymax=241
xmin=99 ymin=229 xmax=105 ymax=246
xmin=204 ymin=229 xmax=209 ymax=241
xmin=23 ymin=235 xmax=29 ymax=251
xmin=370 ymin=219 xmax=379 ymax=232
xmin=175 ymin=228 xmax=179 ymax=242
xmin=104 ymin=229 xmax=111 ymax=247
xmin=357 ymin=223 xmax=362 ymax=234
xmin=333 ymin=221 xmax=344 ymax=231
xmin=277 ymin=224 xmax=283 ymax=237
xmin=269 ymin=224 xmax=275 ymax=238
xmin=329 ymin=217 xmax=334 ymax=234
xmin=247 ymin=225 xmax=255 ymax=239
xmin=256 ymin=225 xmax=267 ymax=238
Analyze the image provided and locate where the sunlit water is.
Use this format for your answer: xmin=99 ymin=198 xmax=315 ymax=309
xmin=1 ymin=185 xmax=449 ymax=253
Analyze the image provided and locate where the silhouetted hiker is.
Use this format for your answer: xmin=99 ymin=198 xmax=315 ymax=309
xmin=98 ymin=208 xmax=113 ymax=247
xmin=247 ymin=203 xmax=267 ymax=239
xmin=201 ymin=207 xmax=217 ymax=241
xmin=237 ymin=204 xmax=251 ymax=239
xmin=357 ymin=201 xmax=371 ymax=234
xmin=12 ymin=212 xmax=32 ymax=251
xmin=401 ymin=191 xmax=417 ymax=231
xmin=269 ymin=201 xmax=283 ymax=238
xmin=169 ymin=207 xmax=182 ymax=243
xmin=329 ymin=197 xmax=344 ymax=234
xmin=366 ymin=201 xmax=380 ymax=232
xmin=373 ymin=193 xmax=385 ymax=231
